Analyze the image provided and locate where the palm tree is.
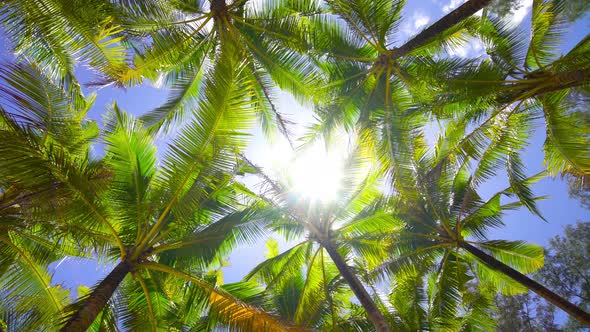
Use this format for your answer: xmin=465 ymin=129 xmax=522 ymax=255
xmin=243 ymin=149 xmax=401 ymax=332
xmin=0 ymin=63 xmax=304 ymax=331
xmin=388 ymin=0 xmax=492 ymax=58
xmin=97 ymin=0 xmax=326 ymax=142
xmin=3 ymin=0 xmax=326 ymax=144
xmin=101 ymin=0 xmax=495 ymax=141
xmin=246 ymin=238 xmax=335 ymax=329
xmin=386 ymin=272 xmax=497 ymax=331
xmin=312 ymin=0 xmax=587 ymax=199
xmin=306 ymin=0 xmax=494 ymax=141
xmin=240 ymin=238 xmax=379 ymax=331
xmin=0 ymin=0 xmax=129 ymax=89
xmin=0 ymin=185 xmax=78 ymax=331
xmin=0 ymin=63 xmax=105 ymax=331
xmin=423 ymin=0 xmax=590 ymax=179
xmin=2 ymin=1 xmax=589 ymax=329
xmin=376 ymin=131 xmax=590 ymax=325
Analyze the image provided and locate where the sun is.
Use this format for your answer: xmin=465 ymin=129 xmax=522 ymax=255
xmin=263 ymin=134 xmax=349 ymax=203
xmin=289 ymin=145 xmax=344 ymax=202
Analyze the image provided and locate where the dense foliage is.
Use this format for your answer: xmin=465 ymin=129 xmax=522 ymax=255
xmin=0 ymin=0 xmax=589 ymax=331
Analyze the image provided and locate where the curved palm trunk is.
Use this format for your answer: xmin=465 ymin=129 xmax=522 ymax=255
xmin=322 ymin=243 xmax=392 ymax=332
xmin=60 ymin=260 xmax=132 ymax=332
xmin=461 ymin=242 xmax=590 ymax=326
xmin=391 ymin=0 xmax=492 ymax=58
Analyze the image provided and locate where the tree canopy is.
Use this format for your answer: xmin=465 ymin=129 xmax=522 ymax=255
xmin=0 ymin=0 xmax=589 ymax=331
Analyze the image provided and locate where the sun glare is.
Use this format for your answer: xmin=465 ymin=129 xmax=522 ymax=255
xmin=289 ymin=145 xmax=344 ymax=202
xmin=267 ymin=138 xmax=345 ymax=202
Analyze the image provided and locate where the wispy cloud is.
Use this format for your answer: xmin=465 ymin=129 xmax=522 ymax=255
xmin=448 ymin=38 xmax=486 ymax=58
xmin=442 ymin=0 xmax=484 ymax=16
xmin=414 ymin=12 xmax=431 ymax=29
xmin=441 ymin=0 xmax=532 ymax=26
xmin=442 ymin=0 xmax=466 ymax=13
xmin=508 ymin=0 xmax=533 ymax=27
xmin=400 ymin=12 xmax=431 ymax=39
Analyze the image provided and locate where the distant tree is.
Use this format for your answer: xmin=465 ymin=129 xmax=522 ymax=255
xmin=494 ymin=292 xmax=560 ymax=332
xmin=538 ymin=222 xmax=590 ymax=331
xmin=490 ymin=0 xmax=590 ymax=22
xmin=565 ymin=91 xmax=590 ymax=209
xmin=567 ymin=177 xmax=590 ymax=210
xmin=495 ymin=293 xmax=537 ymax=332
xmin=488 ymin=0 xmax=522 ymax=17
xmin=494 ymin=222 xmax=590 ymax=331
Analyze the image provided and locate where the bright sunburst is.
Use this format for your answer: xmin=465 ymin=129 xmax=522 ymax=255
xmin=267 ymin=139 xmax=346 ymax=203
xmin=289 ymin=145 xmax=344 ymax=202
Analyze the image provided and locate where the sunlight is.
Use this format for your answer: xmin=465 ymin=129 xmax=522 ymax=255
xmin=267 ymin=138 xmax=346 ymax=203
xmin=289 ymin=145 xmax=344 ymax=202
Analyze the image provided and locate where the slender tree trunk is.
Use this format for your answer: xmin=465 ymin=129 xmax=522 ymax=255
xmin=211 ymin=0 xmax=227 ymax=15
xmin=322 ymin=242 xmax=392 ymax=332
xmin=461 ymin=242 xmax=590 ymax=326
xmin=391 ymin=0 xmax=492 ymax=59
xmin=60 ymin=260 xmax=132 ymax=332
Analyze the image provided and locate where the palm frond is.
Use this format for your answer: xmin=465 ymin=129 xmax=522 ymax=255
xmin=140 ymin=261 xmax=310 ymax=331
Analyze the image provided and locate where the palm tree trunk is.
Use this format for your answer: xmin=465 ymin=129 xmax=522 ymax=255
xmin=391 ymin=0 xmax=492 ymax=58
xmin=60 ymin=260 xmax=132 ymax=332
xmin=211 ymin=0 xmax=227 ymax=15
xmin=322 ymin=243 xmax=392 ymax=332
xmin=461 ymin=242 xmax=590 ymax=326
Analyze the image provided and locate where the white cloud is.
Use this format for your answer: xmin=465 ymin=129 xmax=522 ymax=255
xmin=448 ymin=38 xmax=486 ymax=58
xmin=441 ymin=0 xmax=532 ymax=26
xmin=400 ymin=12 xmax=431 ymax=39
xmin=414 ymin=12 xmax=431 ymax=30
xmin=508 ymin=0 xmax=533 ymax=27
xmin=442 ymin=0 xmax=466 ymax=13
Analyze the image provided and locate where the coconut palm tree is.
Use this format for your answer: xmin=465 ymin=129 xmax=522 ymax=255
xmin=96 ymin=0 xmax=327 ymax=142
xmin=0 ymin=63 xmax=106 ymax=331
xmin=2 ymin=0 xmax=326 ymax=143
xmin=422 ymin=0 xmax=590 ymax=180
xmin=246 ymin=238 xmax=339 ymax=330
xmin=307 ymin=0 xmax=495 ymax=140
xmin=312 ymin=0 xmax=588 ymax=198
xmin=239 ymin=237 xmax=382 ymax=331
xmin=103 ymin=0 xmax=495 ymax=140
xmin=0 ymin=63 xmax=306 ymax=331
xmin=0 ymin=0 xmax=129 ymax=89
xmin=242 ymin=149 xmax=401 ymax=332
xmin=386 ymin=272 xmax=497 ymax=331
xmin=376 ymin=130 xmax=590 ymax=325
xmin=2 ymin=1 xmax=589 ymax=330
xmin=0 ymin=185 xmax=82 ymax=331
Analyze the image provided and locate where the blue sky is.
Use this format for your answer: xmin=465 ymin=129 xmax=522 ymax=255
xmin=1 ymin=0 xmax=588 ymax=303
